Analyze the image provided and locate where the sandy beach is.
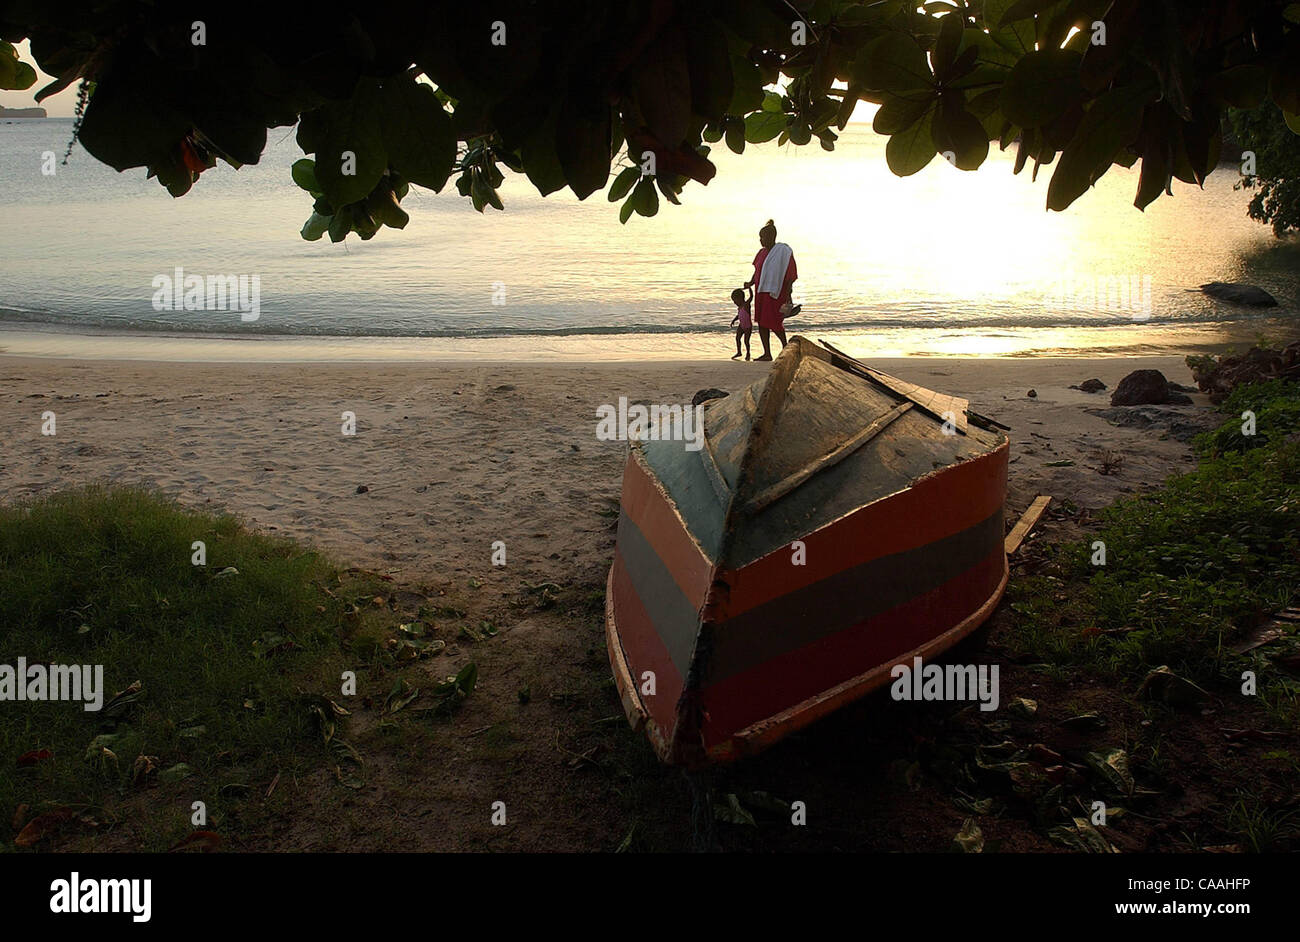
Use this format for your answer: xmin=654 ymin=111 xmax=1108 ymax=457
xmin=8 ymin=0 xmax=1300 ymax=880
xmin=0 ymin=350 xmax=1224 ymax=851
xmin=0 ymin=353 xmax=1210 ymax=592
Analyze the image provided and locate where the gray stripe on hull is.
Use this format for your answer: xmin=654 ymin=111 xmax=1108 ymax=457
xmin=708 ymin=509 xmax=1004 ymax=684
xmin=616 ymin=511 xmax=702 ymax=677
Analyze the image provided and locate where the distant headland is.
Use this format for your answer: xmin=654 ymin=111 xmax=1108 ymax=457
xmin=0 ymin=105 xmax=47 ymax=118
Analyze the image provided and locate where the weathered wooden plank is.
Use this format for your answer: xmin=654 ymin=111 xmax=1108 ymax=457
xmin=744 ymin=401 xmax=914 ymax=514
xmin=1230 ymin=625 xmax=1285 ymax=654
xmin=818 ymin=339 xmax=969 ymax=432
xmin=1004 ymin=495 xmax=1052 ymax=554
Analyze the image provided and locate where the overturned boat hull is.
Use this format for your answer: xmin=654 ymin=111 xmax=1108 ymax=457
xmin=605 ymin=337 xmax=1008 ymax=766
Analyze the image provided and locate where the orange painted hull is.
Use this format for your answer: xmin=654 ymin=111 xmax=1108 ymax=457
xmin=603 ymin=338 xmax=1010 ymax=766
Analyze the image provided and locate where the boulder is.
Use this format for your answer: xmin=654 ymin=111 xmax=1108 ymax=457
xmin=1188 ymin=342 xmax=1300 ymax=403
xmin=691 ymin=388 xmax=729 ymax=407
xmin=1199 ymin=282 xmax=1278 ymax=307
xmin=1070 ymin=378 xmax=1106 ymax=393
xmin=1110 ymin=369 xmax=1174 ymax=406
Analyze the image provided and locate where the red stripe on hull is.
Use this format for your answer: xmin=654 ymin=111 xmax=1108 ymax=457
xmin=608 ymin=550 xmax=685 ymax=738
xmin=718 ymin=443 xmax=1008 ymax=619
xmin=698 ymin=545 xmax=1006 ymax=749
xmin=620 ymin=452 xmax=715 ymax=612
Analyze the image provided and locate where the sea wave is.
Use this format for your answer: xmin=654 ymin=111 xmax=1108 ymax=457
xmin=0 ymin=303 xmax=1276 ymax=340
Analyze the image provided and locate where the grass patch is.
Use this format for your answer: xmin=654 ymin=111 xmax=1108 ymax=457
xmin=1005 ymin=379 xmax=1300 ymax=688
xmin=0 ymin=486 xmax=387 ymax=849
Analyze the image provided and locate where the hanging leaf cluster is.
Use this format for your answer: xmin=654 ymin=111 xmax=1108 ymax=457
xmin=2 ymin=0 xmax=1298 ymax=240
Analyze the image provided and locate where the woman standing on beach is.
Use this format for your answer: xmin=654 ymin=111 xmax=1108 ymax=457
xmin=745 ymin=219 xmax=798 ymax=361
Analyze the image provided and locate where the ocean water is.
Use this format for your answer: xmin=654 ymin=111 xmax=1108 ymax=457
xmin=1 ymin=116 xmax=1297 ymax=361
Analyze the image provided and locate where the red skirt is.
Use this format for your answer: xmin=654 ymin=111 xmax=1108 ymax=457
xmin=755 ymin=291 xmax=788 ymax=330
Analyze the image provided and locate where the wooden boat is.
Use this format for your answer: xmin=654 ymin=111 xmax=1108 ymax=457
xmin=604 ymin=336 xmax=1009 ymax=766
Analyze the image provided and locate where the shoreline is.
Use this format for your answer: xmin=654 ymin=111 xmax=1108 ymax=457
xmin=0 ymin=323 xmax=1263 ymax=364
xmin=1 ymin=355 xmax=1212 ymax=593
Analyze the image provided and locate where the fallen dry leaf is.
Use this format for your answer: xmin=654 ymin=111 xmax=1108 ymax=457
xmin=15 ymin=808 xmax=77 ymax=847
xmin=168 ymin=830 xmax=223 ymax=853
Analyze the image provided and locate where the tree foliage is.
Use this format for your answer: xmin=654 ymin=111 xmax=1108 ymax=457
xmin=1230 ymin=103 xmax=1300 ymax=235
xmin=2 ymin=0 xmax=1299 ymax=242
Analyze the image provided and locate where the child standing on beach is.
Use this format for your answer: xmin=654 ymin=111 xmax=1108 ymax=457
xmin=730 ymin=286 xmax=753 ymax=360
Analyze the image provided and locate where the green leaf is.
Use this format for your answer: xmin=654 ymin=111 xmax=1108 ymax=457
xmin=379 ymin=77 xmax=455 ymax=192
xmin=295 ymin=109 xmax=325 ymax=156
xmin=1134 ymin=147 xmax=1170 ymax=211
xmin=383 ymin=678 xmax=420 ymax=716
xmin=312 ymin=80 xmax=386 ymax=207
xmin=964 ymin=29 xmax=1019 ymax=71
xmin=985 ymin=0 xmax=1038 ymax=56
xmin=744 ymin=110 xmax=786 ymax=143
xmin=724 ymin=117 xmax=746 ymax=154
xmin=855 ymin=32 xmax=934 ymax=97
xmin=727 ymin=49 xmax=765 ymax=113
xmin=1273 ymin=59 xmax=1300 ymax=115
xmin=885 ymin=105 xmax=936 ymax=176
xmin=788 ymin=121 xmax=812 ymax=145
xmin=607 ymin=166 xmax=640 ymax=202
xmin=556 ymin=96 xmax=612 ymax=200
xmin=291 ymin=158 xmax=320 ymax=194
xmin=520 ymin=106 xmax=567 ymax=197
xmin=932 ymin=11 xmax=964 ymax=76
xmin=189 ymin=94 xmax=267 ymax=168
xmin=685 ymin=16 xmax=733 ymax=122
xmin=470 ymin=169 xmax=504 ymax=211
xmin=366 ymin=185 xmax=410 ymax=229
xmin=996 ymin=0 xmax=1061 ymax=25
xmin=77 ymin=51 xmax=190 ymax=172
xmin=1000 ymin=48 xmax=1082 ymax=128
xmin=1048 ymin=817 xmax=1115 ymax=853
xmin=1214 ymin=64 xmax=1268 ymax=109
xmin=300 ymin=212 xmax=331 ymax=241
xmin=950 ymin=62 xmax=1012 ymax=91
xmin=149 ymin=147 xmax=196 ymax=198
xmin=952 ymin=818 xmax=985 ymax=853
xmin=635 ymin=33 xmax=692 ymax=145
xmin=327 ymin=210 xmax=352 ymax=243
xmin=932 ymin=96 xmax=989 ymax=170
xmin=874 ymin=93 xmax=934 ymax=136
xmin=656 ymin=175 xmax=681 ymax=205
xmin=9 ymin=60 xmax=36 ymax=90
xmin=1085 ymin=748 xmax=1135 ymax=797
xmin=0 ymin=42 xmax=36 ymax=89
xmin=1046 ymin=86 xmax=1154 ymax=211
xmin=632 ymin=176 xmax=660 ymax=217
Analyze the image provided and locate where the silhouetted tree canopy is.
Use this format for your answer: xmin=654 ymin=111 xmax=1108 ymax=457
xmin=2 ymin=0 xmax=1298 ymax=242
xmin=1230 ymin=103 xmax=1300 ymax=235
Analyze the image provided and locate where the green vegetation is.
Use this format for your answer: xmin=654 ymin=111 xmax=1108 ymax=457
xmin=1230 ymin=103 xmax=1300 ymax=236
xmin=1006 ymin=380 xmax=1300 ymax=695
xmin=3 ymin=1 xmax=1298 ymax=240
xmin=0 ymin=487 xmax=388 ymax=850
